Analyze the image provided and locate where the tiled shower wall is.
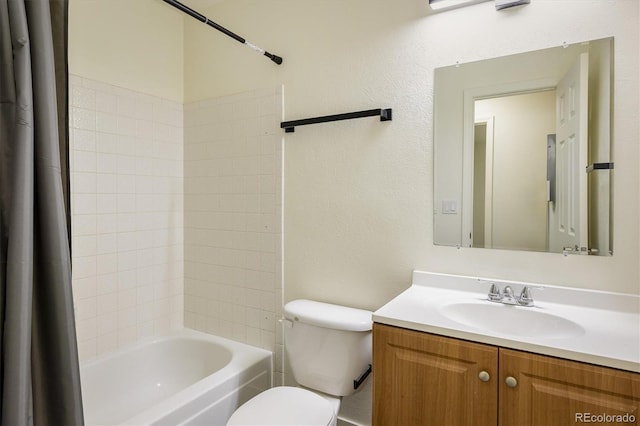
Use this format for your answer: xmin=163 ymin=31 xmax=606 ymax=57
xmin=183 ymin=87 xmax=284 ymax=384
xmin=69 ymin=75 xmax=184 ymax=361
xmin=69 ymin=77 xmax=283 ymax=379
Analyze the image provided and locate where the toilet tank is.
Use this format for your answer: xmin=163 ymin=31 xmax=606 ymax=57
xmin=283 ymin=299 xmax=372 ymax=397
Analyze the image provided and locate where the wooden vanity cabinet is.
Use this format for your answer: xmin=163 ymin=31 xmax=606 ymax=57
xmin=499 ymin=349 xmax=640 ymax=426
xmin=372 ymin=323 xmax=498 ymax=426
xmin=373 ymin=323 xmax=640 ymax=426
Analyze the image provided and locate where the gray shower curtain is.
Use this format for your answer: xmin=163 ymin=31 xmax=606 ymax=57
xmin=0 ymin=0 xmax=84 ymax=425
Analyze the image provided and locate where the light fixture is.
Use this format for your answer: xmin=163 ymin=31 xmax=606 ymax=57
xmin=428 ymin=0 xmax=489 ymax=12
xmin=495 ymin=0 xmax=531 ymax=10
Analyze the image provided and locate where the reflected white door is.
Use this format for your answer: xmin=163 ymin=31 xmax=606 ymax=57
xmin=549 ymin=53 xmax=589 ymax=253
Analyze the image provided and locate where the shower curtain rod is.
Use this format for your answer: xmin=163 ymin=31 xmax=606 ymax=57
xmin=161 ymin=0 xmax=283 ymax=65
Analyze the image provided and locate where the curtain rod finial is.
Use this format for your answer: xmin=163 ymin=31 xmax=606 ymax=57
xmin=269 ymin=54 xmax=283 ymax=65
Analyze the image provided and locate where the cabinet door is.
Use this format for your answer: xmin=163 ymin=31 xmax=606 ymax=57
xmin=499 ymin=348 xmax=640 ymax=426
xmin=373 ymin=324 xmax=498 ymax=426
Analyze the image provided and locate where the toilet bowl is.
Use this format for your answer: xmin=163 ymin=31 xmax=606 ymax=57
xmin=226 ymin=299 xmax=372 ymax=426
xmin=226 ymin=386 xmax=338 ymax=426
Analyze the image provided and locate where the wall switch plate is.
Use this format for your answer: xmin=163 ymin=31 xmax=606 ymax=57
xmin=442 ymin=200 xmax=458 ymax=214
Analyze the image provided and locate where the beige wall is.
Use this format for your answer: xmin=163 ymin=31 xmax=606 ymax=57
xmin=182 ymin=0 xmax=639 ymax=306
xmin=68 ymin=0 xmax=640 ymax=311
xmin=69 ymin=0 xmax=184 ymax=102
xmin=68 ymin=0 xmax=640 ymax=310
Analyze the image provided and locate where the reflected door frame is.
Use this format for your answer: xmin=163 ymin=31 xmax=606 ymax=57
xmin=462 ymin=78 xmax=557 ymax=248
xmin=473 ymin=116 xmax=494 ymax=248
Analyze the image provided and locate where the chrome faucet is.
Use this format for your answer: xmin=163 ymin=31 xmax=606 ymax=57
xmin=502 ymin=286 xmax=516 ymax=304
xmin=487 ymin=284 xmax=538 ymax=307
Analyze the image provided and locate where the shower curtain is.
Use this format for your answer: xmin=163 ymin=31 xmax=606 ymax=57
xmin=0 ymin=0 xmax=84 ymax=424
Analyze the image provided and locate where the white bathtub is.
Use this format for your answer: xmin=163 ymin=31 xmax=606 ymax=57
xmin=80 ymin=329 xmax=272 ymax=425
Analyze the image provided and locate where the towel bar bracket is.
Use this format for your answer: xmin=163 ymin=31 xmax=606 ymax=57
xmin=353 ymin=364 xmax=372 ymax=390
xmin=586 ymin=162 xmax=614 ymax=173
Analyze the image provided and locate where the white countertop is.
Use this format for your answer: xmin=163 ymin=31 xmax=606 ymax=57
xmin=373 ymin=271 xmax=640 ymax=373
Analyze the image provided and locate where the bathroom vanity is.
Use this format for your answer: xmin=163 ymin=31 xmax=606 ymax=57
xmin=372 ymin=271 xmax=640 ymax=426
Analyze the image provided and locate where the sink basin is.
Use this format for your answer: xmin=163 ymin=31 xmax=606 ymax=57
xmin=439 ymin=302 xmax=586 ymax=339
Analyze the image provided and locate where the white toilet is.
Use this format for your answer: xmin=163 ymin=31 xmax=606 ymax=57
xmin=227 ymin=299 xmax=373 ymax=426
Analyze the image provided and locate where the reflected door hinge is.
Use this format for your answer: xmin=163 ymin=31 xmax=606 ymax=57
xmin=563 ymin=246 xmax=599 ymax=256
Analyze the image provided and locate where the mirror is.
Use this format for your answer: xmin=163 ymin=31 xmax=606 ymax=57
xmin=433 ymin=37 xmax=613 ymax=255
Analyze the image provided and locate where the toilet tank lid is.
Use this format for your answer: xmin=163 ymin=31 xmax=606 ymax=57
xmin=284 ymin=299 xmax=372 ymax=332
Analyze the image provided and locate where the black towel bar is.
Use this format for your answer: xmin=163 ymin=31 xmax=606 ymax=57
xmin=281 ymin=108 xmax=392 ymax=133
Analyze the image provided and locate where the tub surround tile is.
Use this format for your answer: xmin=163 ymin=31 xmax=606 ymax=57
xmin=183 ymin=87 xmax=284 ymax=380
xmin=70 ymin=75 xmax=184 ymax=361
xmin=71 ymin=78 xmax=282 ymax=371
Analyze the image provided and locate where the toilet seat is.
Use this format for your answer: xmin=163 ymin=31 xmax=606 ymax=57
xmin=226 ymin=386 xmax=336 ymax=426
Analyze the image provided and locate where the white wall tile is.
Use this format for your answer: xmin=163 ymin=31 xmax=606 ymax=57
xmin=183 ymin=87 xmax=283 ymax=376
xmin=96 ymin=112 xmax=118 ymax=134
xmin=71 ymin=75 xmax=183 ymax=361
xmin=96 ymin=194 xmax=117 ymax=214
xmin=74 ymin=194 xmax=97 ymax=215
xmin=96 ymin=132 xmax=118 ymax=154
xmin=74 ymin=129 xmax=96 ymax=152
xmin=96 ymin=174 xmax=117 ymax=194
xmin=96 ymin=91 xmax=117 ymax=113
xmin=72 ymin=86 xmax=96 ymax=110
xmin=96 ymin=153 xmax=117 ymax=173
xmin=71 ymin=216 xmax=95 ymax=238
xmin=72 ymin=78 xmax=282 ymax=370
xmin=73 ymin=235 xmax=97 ymax=256
xmin=96 ymin=331 xmax=118 ymax=354
xmin=96 ymin=214 xmax=117 ymax=234
xmin=96 ymin=253 xmax=118 ymax=274
xmin=96 ymin=274 xmax=118 ymax=296
xmin=74 ymin=151 xmax=97 ymax=173
xmin=72 ymin=108 xmax=96 ymax=131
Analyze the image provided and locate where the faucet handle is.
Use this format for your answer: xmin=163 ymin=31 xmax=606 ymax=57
xmin=517 ymin=286 xmax=542 ymax=307
xmin=487 ymin=283 xmax=502 ymax=302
